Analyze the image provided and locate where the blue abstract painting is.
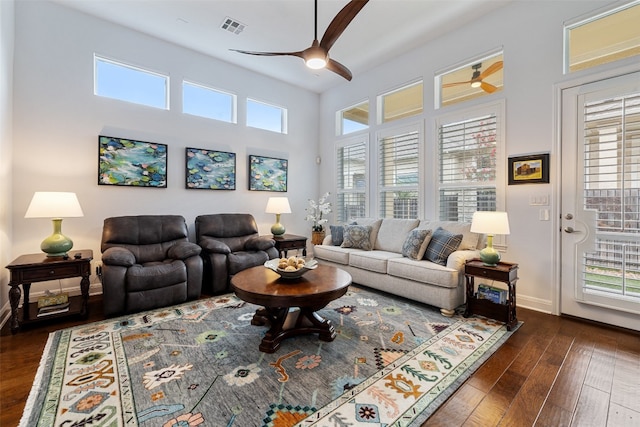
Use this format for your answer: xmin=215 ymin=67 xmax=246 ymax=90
xmin=99 ymin=136 xmax=167 ymax=187
xmin=248 ymin=155 xmax=288 ymax=192
xmin=186 ymin=148 xmax=236 ymax=190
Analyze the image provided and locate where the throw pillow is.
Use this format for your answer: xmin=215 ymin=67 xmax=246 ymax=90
xmin=341 ymin=225 xmax=373 ymax=250
xmin=330 ymin=225 xmax=345 ymax=246
xmin=424 ymin=227 xmax=463 ymax=265
xmin=401 ymin=228 xmax=432 ymax=260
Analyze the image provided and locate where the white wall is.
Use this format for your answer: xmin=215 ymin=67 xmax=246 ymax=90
xmin=0 ymin=0 xmax=15 ymax=315
xmin=10 ymin=1 xmax=319 ymax=298
xmin=318 ymin=0 xmax=629 ymax=314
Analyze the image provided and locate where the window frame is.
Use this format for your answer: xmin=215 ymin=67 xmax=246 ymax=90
xmin=182 ymin=80 xmax=237 ymax=123
xmin=337 ymin=99 xmax=370 ymax=136
xmin=377 ymin=80 xmax=424 ymax=125
xmin=246 ymin=98 xmax=288 ymax=134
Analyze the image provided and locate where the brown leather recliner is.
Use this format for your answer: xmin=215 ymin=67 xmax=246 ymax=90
xmin=100 ymin=215 xmax=203 ymax=317
xmin=196 ymin=213 xmax=278 ymax=295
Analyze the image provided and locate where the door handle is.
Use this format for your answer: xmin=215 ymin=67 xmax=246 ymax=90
xmin=564 ymin=226 xmax=581 ymax=233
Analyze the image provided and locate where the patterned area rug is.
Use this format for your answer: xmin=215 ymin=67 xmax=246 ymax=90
xmin=20 ymin=286 xmax=517 ymax=427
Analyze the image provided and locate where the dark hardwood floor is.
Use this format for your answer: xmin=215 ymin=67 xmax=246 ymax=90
xmin=1 ymin=297 xmax=638 ymax=426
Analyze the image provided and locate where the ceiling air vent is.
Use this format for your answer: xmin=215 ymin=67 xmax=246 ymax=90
xmin=221 ymin=17 xmax=245 ymax=35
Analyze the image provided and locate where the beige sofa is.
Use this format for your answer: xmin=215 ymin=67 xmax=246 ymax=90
xmin=313 ymin=218 xmax=484 ymax=316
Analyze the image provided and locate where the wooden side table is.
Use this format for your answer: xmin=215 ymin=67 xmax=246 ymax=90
xmin=271 ymin=234 xmax=308 ymax=258
xmin=5 ymin=249 xmax=93 ymax=334
xmin=463 ymin=259 xmax=518 ymax=330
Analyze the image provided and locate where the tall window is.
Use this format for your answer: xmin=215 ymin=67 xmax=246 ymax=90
xmin=94 ymin=55 xmax=169 ymax=109
xmin=378 ymin=81 xmax=423 ymax=124
xmin=247 ymin=98 xmax=287 ymax=133
xmin=436 ymin=103 xmax=504 ymax=222
xmin=336 ymin=137 xmax=368 ymax=222
xmin=565 ymin=1 xmax=640 ymax=73
xmin=378 ymin=125 xmax=421 ymax=219
xmin=183 ymin=81 xmax=236 ymax=123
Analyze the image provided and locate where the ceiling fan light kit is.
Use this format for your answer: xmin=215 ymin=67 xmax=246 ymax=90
xmin=442 ymin=60 xmax=503 ymax=93
xmin=231 ymin=0 xmax=369 ymax=81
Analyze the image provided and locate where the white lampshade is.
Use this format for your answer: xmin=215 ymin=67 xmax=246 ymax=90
xmin=25 ymin=192 xmax=84 ymax=218
xmin=265 ymin=197 xmax=291 ymax=214
xmin=470 ymin=211 xmax=510 ymax=235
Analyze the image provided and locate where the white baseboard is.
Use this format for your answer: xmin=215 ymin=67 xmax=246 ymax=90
xmin=516 ymin=294 xmax=553 ymax=314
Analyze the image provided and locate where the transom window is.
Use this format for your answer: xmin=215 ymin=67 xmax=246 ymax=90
xmin=338 ymin=100 xmax=369 ymax=135
xmin=246 ymin=98 xmax=287 ymax=134
xmin=565 ymin=1 xmax=640 ymax=73
xmin=378 ymin=81 xmax=423 ymax=124
xmin=94 ymin=55 xmax=169 ymax=110
xmin=183 ymin=81 xmax=236 ymax=123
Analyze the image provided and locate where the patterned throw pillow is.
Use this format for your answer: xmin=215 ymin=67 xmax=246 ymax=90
xmin=424 ymin=227 xmax=463 ymax=265
xmin=401 ymin=228 xmax=433 ymax=260
xmin=330 ymin=225 xmax=345 ymax=246
xmin=341 ymin=225 xmax=373 ymax=250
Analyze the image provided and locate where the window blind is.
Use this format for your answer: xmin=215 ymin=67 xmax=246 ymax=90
xmin=378 ymin=131 xmax=419 ymax=219
xmin=337 ymin=141 xmax=367 ymax=222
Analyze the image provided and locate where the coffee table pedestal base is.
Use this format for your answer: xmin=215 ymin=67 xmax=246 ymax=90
xmin=252 ymin=306 xmax=336 ymax=353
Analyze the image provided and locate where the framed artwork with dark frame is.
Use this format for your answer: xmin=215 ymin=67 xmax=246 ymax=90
xmin=508 ymin=153 xmax=550 ymax=185
xmin=98 ymin=135 xmax=167 ymax=187
xmin=248 ymin=155 xmax=288 ymax=192
xmin=185 ymin=148 xmax=236 ymax=190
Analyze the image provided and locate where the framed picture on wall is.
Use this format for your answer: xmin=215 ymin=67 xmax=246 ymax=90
xmin=248 ymin=155 xmax=288 ymax=192
xmin=98 ymin=135 xmax=167 ymax=187
xmin=185 ymin=148 xmax=236 ymax=190
xmin=508 ymin=153 xmax=550 ymax=185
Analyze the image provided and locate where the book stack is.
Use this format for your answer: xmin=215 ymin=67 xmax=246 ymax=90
xmin=37 ymin=301 xmax=70 ymax=317
xmin=477 ymin=284 xmax=508 ymax=305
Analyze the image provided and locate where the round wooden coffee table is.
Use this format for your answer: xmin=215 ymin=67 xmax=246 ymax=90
xmin=231 ymin=264 xmax=351 ymax=353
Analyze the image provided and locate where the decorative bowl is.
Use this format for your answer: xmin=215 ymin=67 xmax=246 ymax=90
xmin=264 ymin=258 xmax=318 ymax=280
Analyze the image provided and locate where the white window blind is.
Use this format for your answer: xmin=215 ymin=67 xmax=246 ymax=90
xmin=337 ymin=140 xmax=367 ymax=222
xmin=438 ymin=114 xmax=497 ymax=221
xmin=378 ymin=130 xmax=419 ymax=219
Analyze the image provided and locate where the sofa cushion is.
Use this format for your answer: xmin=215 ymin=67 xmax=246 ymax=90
xmin=341 ymin=225 xmax=373 ymax=250
xmin=401 ymin=228 xmax=433 ymax=260
xmin=387 ymin=257 xmax=459 ymax=288
xmin=352 ymin=218 xmax=382 ymax=249
xmin=313 ymin=244 xmax=358 ymax=265
xmin=419 ymin=220 xmax=479 ymax=250
xmin=349 ymin=250 xmax=403 ymax=274
xmin=374 ymin=219 xmax=420 ymax=252
xmin=330 ymin=224 xmax=345 ymax=246
xmin=424 ymin=227 xmax=463 ymax=265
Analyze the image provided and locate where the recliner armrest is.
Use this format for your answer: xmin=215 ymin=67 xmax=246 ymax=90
xmin=102 ymin=247 xmax=136 ymax=267
xmin=245 ymin=236 xmax=276 ymax=251
xmin=168 ymin=242 xmax=202 ymax=260
xmin=199 ymin=237 xmax=231 ymax=254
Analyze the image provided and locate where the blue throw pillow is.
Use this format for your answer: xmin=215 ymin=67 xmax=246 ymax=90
xmin=330 ymin=225 xmax=345 ymax=246
xmin=424 ymin=227 xmax=463 ymax=265
xmin=401 ymin=228 xmax=432 ymax=260
xmin=341 ymin=225 xmax=373 ymax=251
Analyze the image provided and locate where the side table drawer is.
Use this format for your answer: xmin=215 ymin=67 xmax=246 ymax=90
xmin=21 ymin=264 xmax=82 ymax=281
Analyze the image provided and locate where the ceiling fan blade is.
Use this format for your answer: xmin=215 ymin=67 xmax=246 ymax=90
xmin=481 ymin=81 xmax=498 ymax=93
xmin=230 ymin=49 xmax=304 ymax=59
xmin=479 ymin=61 xmax=503 ymax=80
xmin=442 ymin=81 xmax=471 ymax=88
xmin=326 ymin=58 xmax=353 ymax=81
xmin=320 ymin=0 xmax=369 ymax=52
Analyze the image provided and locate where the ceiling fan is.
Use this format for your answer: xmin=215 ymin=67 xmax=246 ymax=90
xmin=230 ymin=0 xmax=369 ymax=81
xmin=443 ymin=61 xmax=503 ymax=93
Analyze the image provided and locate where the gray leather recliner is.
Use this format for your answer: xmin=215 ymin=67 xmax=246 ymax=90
xmin=196 ymin=213 xmax=278 ymax=295
xmin=100 ymin=215 xmax=203 ymax=317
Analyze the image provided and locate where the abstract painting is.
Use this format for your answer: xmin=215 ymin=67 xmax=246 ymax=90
xmin=98 ymin=135 xmax=167 ymax=187
xmin=186 ymin=148 xmax=236 ymax=190
xmin=248 ymin=155 xmax=288 ymax=192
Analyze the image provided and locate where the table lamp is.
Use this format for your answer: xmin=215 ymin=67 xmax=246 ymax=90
xmin=470 ymin=211 xmax=510 ymax=266
xmin=265 ymin=197 xmax=291 ymax=236
xmin=24 ymin=192 xmax=84 ymax=257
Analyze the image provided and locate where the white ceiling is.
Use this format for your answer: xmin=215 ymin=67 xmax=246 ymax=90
xmin=53 ymin=0 xmax=513 ymax=93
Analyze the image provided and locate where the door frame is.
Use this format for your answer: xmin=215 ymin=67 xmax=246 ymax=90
xmin=552 ymin=62 xmax=640 ymax=319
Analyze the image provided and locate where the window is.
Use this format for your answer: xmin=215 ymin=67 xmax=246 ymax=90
xmin=336 ymin=137 xmax=368 ymax=222
xmin=436 ymin=103 xmax=505 ymax=223
xmin=378 ymin=81 xmax=423 ymax=124
xmin=437 ymin=51 xmax=503 ymax=109
xmin=94 ymin=55 xmax=168 ymax=109
xmin=565 ymin=1 xmax=640 ymax=73
xmin=378 ymin=125 xmax=421 ymax=219
xmin=247 ymin=98 xmax=287 ymax=133
xmin=183 ymin=81 xmax=236 ymax=123
xmin=338 ymin=101 xmax=369 ymax=135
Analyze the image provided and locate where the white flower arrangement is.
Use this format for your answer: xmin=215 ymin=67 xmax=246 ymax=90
xmin=304 ymin=192 xmax=332 ymax=232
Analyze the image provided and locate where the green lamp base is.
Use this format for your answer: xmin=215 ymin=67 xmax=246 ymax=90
xmin=41 ymin=218 xmax=74 ymax=257
xmin=479 ymin=245 xmax=500 ymax=267
xmin=271 ymin=213 xmax=285 ymax=236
